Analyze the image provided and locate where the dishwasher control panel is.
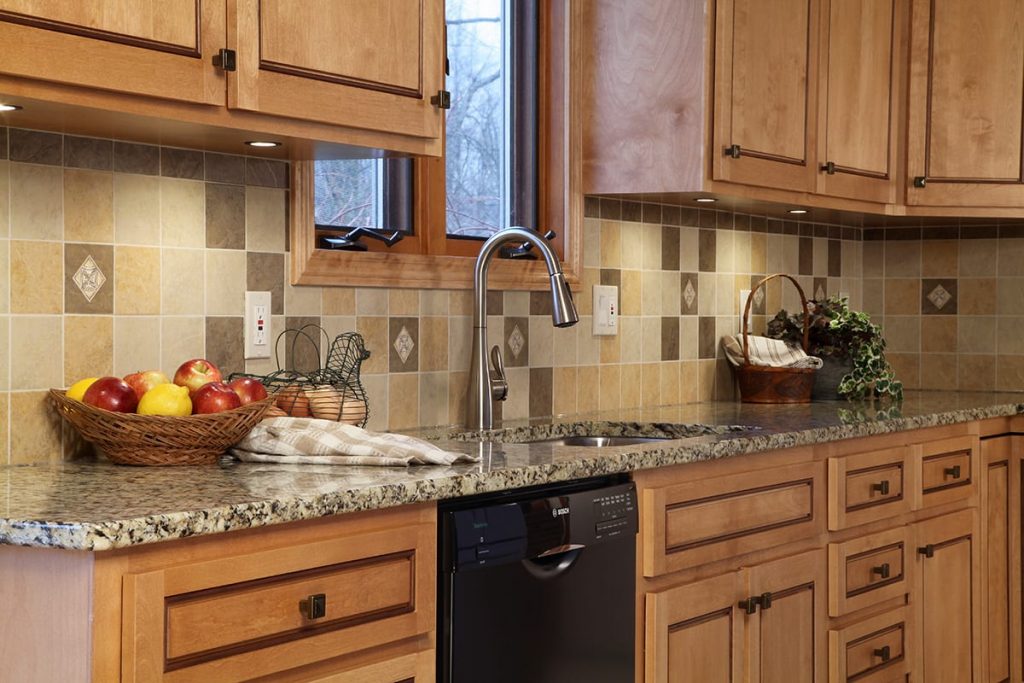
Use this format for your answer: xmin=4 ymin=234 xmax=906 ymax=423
xmin=592 ymin=488 xmax=637 ymax=539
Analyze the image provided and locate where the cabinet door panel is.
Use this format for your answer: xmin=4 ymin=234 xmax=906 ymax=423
xmin=713 ymin=0 xmax=818 ymax=191
xmin=0 ymin=0 xmax=225 ymax=104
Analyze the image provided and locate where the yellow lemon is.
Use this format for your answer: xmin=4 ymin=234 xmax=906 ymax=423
xmin=66 ymin=377 xmax=99 ymax=402
xmin=137 ymin=383 xmax=192 ymax=416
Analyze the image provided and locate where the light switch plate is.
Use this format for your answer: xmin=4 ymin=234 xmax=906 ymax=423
xmin=244 ymin=291 xmax=272 ymax=359
xmin=593 ymin=284 xmax=618 ymax=336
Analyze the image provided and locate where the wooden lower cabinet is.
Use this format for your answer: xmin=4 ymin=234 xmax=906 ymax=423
xmin=645 ymin=549 xmax=826 ymax=682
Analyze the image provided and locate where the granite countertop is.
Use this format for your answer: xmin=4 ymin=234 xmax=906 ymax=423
xmin=1 ymin=391 xmax=1022 ymax=551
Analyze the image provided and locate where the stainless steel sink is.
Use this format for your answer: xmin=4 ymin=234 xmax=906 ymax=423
xmin=528 ymin=435 xmax=672 ymax=447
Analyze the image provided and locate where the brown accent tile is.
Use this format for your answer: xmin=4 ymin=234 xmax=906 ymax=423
xmin=9 ymin=129 xmax=62 ymax=165
xmin=245 ymin=158 xmax=289 ymax=188
xmin=529 ymin=291 xmax=553 ymax=316
xmin=921 ymin=316 xmax=957 ymax=353
xmin=65 ymin=243 xmax=113 ymax=314
xmin=599 ymin=197 xmax=621 ymax=220
xmin=0 ymin=127 xmax=6 ymax=159
xmin=389 ymin=289 xmax=419 ymax=316
xmin=996 ymin=355 xmax=1024 ymax=391
xmin=798 ymin=237 xmax=813 ymax=275
xmin=64 ymin=168 xmax=114 ymax=242
xmin=486 ymin=289 xmax=503 ymax=315
xmin=63 ymin=316 xmax=113 ymax=385
xmin=698 ymin=229 xmax=716 ymax=272
xmin=113 ymin=141 xmax=160 ymax=175
xmin=11 ymin=317 xmax=62 ymax=390
xmin=10 ymin=391 xmax=62 ymax=464
xmin=160 ymin=147 xmax=204 ymax=179
xmin=529 ymin=367 xmax=553 ymax=418
xmin=583 ymin=196 xmax=600 ymax=218
xmin=622 ymin=200 xmax=642 ymax=222
xmin=503 ymin=316 xmax=529 ymax=367
xmin=388 ymin=374 xmax=419 ymax=430
xmin=247 ymin=252 xmax=285 ymax=315
xmin=921 ymin=278 xmax=957 ymax=315
xmin=600 ymin=268 xmax=621 ymax=288
xmin=958 ymin=354 xmax=995 ymax=391
xmin=420 ymin=316 xmax=448 ymax=372
xmin=661 ymin=317 xmax=680 ymax=361
xmin=114 ymin=246 xmax=160 ymax=315
xmin=886 ymin=227 xmax=923 ymax=241
xmin=64 ymin=136 xmax=112 ymax=170
xmin=284 ymin=315 xmax=322 ymax=374
xmin=922 ymin=240 xmax=958 ymax=277
xmin=205 ymin=316 xmax=244 ymax=378
xmin=204 ymin=152 xmax=246 ymax=184
xmin=322 ymin=287 xmax=356 ymax=316
xmin=922 ymin=226 xmax=959 ymax=240
xmin=958 ymin=316 xmax=996 ymax=354
xmin=11 ymin=240 xmax=62 ymax=313
xmin=662 ymin=205 xmax=682 ymax=226
xmin=884 ymin=279 xmax=920 ymax=315
xmin=827 ymin=240 xmax=841 ymax=277
xmin=698 ymin=316 xmax=716 ymax=359
xmin=205 ymin=183 xmax=246 ymax=249
xmin=388 ymin=316 xmax=419 ymax=372
xmin=661 ymin=225 xmax=680 ymax=270
xmin=642 ymin=202 xmax=662 ymax=224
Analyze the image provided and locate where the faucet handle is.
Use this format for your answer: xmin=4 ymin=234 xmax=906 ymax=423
xmin=489 ymin=345 xmax=508 ymax=401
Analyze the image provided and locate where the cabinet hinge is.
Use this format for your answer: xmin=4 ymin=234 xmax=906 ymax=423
xmin=431 ymin=90 xmax=452 ymax=110
xmin=213 ymin=48 xmax=237 ymax=72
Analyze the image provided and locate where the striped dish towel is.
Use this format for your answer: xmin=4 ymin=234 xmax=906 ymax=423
xmin=232 ymin=417 xmax=479 ymax=466
xmin=721 ymin=335 xmax=823 ymax=369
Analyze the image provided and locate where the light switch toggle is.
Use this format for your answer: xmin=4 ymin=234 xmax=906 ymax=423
xmin=245 ymin=291 xmax=272 ymax=359
xmin=593 ymin=285 xmax=618 ymax=336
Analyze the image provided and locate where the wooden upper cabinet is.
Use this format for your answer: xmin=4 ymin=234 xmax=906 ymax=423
xmin=816 ymin=0 xmax=901 ymax=203
xmin=906 ymin=0 xmax=1024 ymax=207
xmin=0 ymin=0 xmax=225 ymax=104
xmin=229 ymin=0 xmax=445 ymax=140
xmin=713 ymin=0 xmax=819 ymax=192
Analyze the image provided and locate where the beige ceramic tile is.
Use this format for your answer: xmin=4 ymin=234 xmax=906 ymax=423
xmin=114 ymin=246 xmax=160 ymax=315
xmin=356 ymin=288 xmax=388 ymax=315
xmin=0 ymin=392 xmax=7 ymax=463
xmin=861 ymin=241 xmax=884 ymax=278
xmin=599 ymin=333 xmax=620 ymax=364
xmin=920 ymin=353 xmax=957 ymax=390
xmin=620 ymin=270 xmax=642 ymax=316
xmin=418 ymin=372 xmax=449 ymax=428
xmin=998 ymin=317 xmax=1024 ymax=355
xmin=620 ymin=221 xmax=643 ymax=269
xmin=640 ymin=223 xmax=661 ymax=270
xmin=680 ymin=317 xmax=698 ymax=360
xmin=733 ymin=232 xmax=751 ymax=275
xmin=420 ymin=289 xmax=449 ymax=316
xmin=716 ymin=274 xmax=735 ymax=315
xmin=529 ymin=316 xmax=553 ymax=366
xmin=0 ymin=161 xmax=9 ymax=237
xmin=356 ymin=316 xmax=389 ymax=374
xmin=577 ymin=319 xmax=599 ymax=365
xmin=0 ymin=317 xmax=7 ymax=389
xmin=862 ymin=279 xmax=884 ymax=317
xmin=10 ymin=317 xmax=62 ymax=390
xmin=321 ymin=287 xmax=356 ymax=315
xmin=389 ymin=289 xmax=419 ymax=316
xmin=63 ymin=316 xmax=113 ymax=385
xmin=450 ymin=290 xmax=473 ymax=316
xmin=884 ymin=279 xmax=920 ymax=315
xmin=600 ymin=220 xmax=621 ymax=268
xmin=959 ymin=278 xmax=997 ymax=315
xmin=577 ymin=365 xmax=600 ymax=413
xmin=662 ymin=271 xmax=681 ymax=314
xmin=205 ymin=249 xmax=246 ymax=315
xmin=882 ymin=316 xmax=920 ymax=353
xmin=884 ymin=241 xmax=921 ymax=277
xmin=578 ymin=268 xmax=598 ymax=316
xmin=750 ymin=233 xmax=767 ymax=274
xmin=997 ymin=277 xmax=1024 ymax=316
xmin=619 ymin=316 xmax=642 ymax=364
xmin=161 ymin=248 xmax=205 ymax=315
xmin=598 ymin=364 xmax=621 ymax=411
xmin=160 ymin=178 xmax=205 ymax=248
xmin=958 ymin=354 xmax=995 ymax=391
xmin=387 ymin=374 xmax=419 ymax=429
xmin=10 ymin=391 xmax=62 ymax=464
xmin=502 ymin=367 xmax=529 ymax=421
xmin=887 ymin=352 xmax=920 ymax=390
xmin=113 ymin=174 xmax=161 ymax=245
xmin=641 ymin=270 xmax=662 ymax=315
xmin=922 ymin=240 xmax=958 ymax=277
xmin=995 ymin=355 xmax=1024 ymax=392
xmin=697 ymin=359 xmax=716 ymax=401
xmin=620 ymin=365 xmax=642 ymax=409
xmin=957 ymin=316 xmax=996 ymax=354
xmin=640 ymin=363 xmax=659 ymax=407
xmin=959 ymin=239 xmax=997 ymax=276
xmin=362 ymin=373 xmax=389 ymax=431
xmin=715 ymin=230 xmax=735 ymax=272
xmin=420 ymin=316 xmax=448 ymax=372
xmin=10 ymin=240 xmax=62 ymax=314
xmin=660 ymin=362 xmax=681 ymax=406
xmin=998 ymin=239 xmax=1024 ymax=276
xmin=113 ymin=316 xmax=161 ymax=375
xmin=551 ymin=366 xmax=577 ymax=416
xmin=679 ymin=360 xmax=698 ymax=403
xmin=642 ymin=316 xmax=662 ymax=362
xmin=245 ymin=186 xmax=287 ymax=252
xmin=920 ymin=316 xmax=957 ymax=353
xmin=583 ymin=217 xmax=601 ymax=268
xmin=0 ymin=239 xmax=7 ymax=315
xmin=10 ymin=163 xmax=62 ymax=240
xmin=64 ymin=169 xmax=113 ymax=243
xmin=448 ymin=316 xmax=472 ymax=373
xmin=552 ymin=324 xmax=578 ymax=367
xmin=160 ymin=316 xmax=205 ymax=375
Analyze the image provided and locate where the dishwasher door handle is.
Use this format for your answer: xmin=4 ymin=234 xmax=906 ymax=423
xmin=522 ymin=547 xmax=583 ymax=580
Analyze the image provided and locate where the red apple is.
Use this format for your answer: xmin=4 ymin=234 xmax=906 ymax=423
xmin=173 ymin=358 xmax=222 ymax=397
xmin=192 ymin=381 xmax=242 ymax=414
xmin=228 ymin=377 xmax=268 ymax=405
xmin=83 ymin=377 xmax=139 ymax=413
xmin=123 ymin=370 xmax=171 ymax=401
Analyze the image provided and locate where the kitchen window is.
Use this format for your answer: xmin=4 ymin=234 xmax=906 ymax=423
xmin=290 ymin=0 xmax=578 ymax=289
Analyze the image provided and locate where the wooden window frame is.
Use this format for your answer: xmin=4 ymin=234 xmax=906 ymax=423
xmin=289 ymin=1 xmax=582 ymax=290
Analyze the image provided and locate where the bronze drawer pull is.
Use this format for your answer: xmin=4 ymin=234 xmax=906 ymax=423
xmin=738 ymin=592 xmax=772 ymax=614
xmin=874 ymin=645 xmax=891 ymax=662
xmin=918 ymin=544 xmax=935 ymax=559
xmin=944 ymin=465 xmax=961 ymax=479
xmin=724 ymin=144 xmax=742 ymax=159
xmin=303 ymin=593 xmax=327 ymax=620
xmin=821 ymin=161 xmax=836 ymax=175
xmin=871 ymin=480 xmax=890 ymax=495
xmin=871 ymin=563 xmax=891 ymax=579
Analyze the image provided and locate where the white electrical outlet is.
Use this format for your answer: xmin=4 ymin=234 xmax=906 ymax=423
xmin=245 ymin=291 xmax=272 ymax=359
xmin=592 ymin=284 xmax=618 ymax=336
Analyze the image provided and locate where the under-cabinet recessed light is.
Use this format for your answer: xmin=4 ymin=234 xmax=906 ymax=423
xmin=0 ymin=104 xmax=22 ymax=112
xmin=694 ymin=197 xmax=717 ymax=203
xmin=787 ymin=209 xmax=808 ymax=215
xmin=245 ymin=140 xmax=282 ymax=148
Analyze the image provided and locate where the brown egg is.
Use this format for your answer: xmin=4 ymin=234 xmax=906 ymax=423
xmin=275 ymin=384 xmax=310 ymax=417
xmin=306 ymin=385 xmax=342 ymax=420
xmin=340 ymin=397 xmax=368 ymax=425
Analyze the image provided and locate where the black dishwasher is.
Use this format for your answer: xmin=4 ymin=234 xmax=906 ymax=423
xmin=438 ymin=476 xmax=637 ymax=682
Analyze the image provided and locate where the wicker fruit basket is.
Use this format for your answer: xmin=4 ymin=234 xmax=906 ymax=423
xmin=49 ymin=389 xmax=273 ymax=466
xmin=736 ymin=273 xmax=817 ymax=404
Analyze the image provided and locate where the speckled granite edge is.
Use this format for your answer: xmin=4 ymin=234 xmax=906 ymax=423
xmin=3 ymin=401 xmax=1022 ymax=551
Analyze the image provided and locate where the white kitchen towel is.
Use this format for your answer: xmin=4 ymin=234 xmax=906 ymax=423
xmin=721 ymin=334 xmax=824 ymax=369
xmin=232 ymin=417 xmax=479 ymax=466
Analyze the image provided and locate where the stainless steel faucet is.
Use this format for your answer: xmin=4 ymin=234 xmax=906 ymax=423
xmin=467 ymin=227 xmax=579 ymax=430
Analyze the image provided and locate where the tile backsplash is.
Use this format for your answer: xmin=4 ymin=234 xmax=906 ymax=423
xmin=5 ymin=124 xmax=1014 ymax=465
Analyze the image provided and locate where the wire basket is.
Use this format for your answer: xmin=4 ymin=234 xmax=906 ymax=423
xmin=230 ymin=325 xmax=371 ymax=427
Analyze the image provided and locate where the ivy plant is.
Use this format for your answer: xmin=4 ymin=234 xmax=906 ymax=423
xmin=766 ymin=295 xmax=903 ymax=402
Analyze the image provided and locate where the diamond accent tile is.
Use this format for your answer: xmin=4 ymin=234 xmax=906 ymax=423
xmin=508 ymin=324 xmax=525 ymax=359
xmin=393 ymin=325 xmax=415 ymax=364
xmin=682 ymin=278 xmax=697 ymax=308
xmin=72 ymin=255 xmax=106 ymax=302
xmin=753 ymin=288 xmax=765 ymax=307
xmin=815 ymin=283 xmax=826 ymax=301
xmin=927 ymin=283 xmax=952 ymax=310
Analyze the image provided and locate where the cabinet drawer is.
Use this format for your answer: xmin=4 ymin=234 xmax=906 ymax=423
xmin=828 ymin=447 xmax=912 ymax=530
xmin=829 ymin=607 xmax=910 ymax=683
xmin=914 ymin=435 xmax=977 ymax=509
xmin=641 ymin=461 xmax=823 ymax=576
xmin=828 ymin=527 xmax=909 ymax=617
